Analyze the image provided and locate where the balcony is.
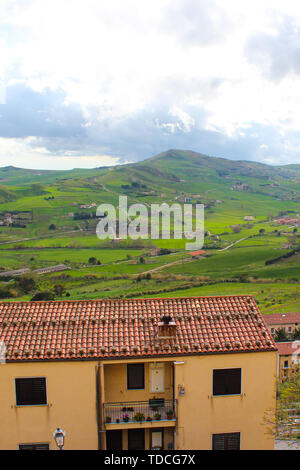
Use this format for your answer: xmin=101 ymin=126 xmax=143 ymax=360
xmin=103 ymin=399 xmax=177 ymax=430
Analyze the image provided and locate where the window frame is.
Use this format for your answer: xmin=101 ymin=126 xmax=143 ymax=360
xmin=127 ymin=363 xmax=145 ymax=390
xmin=212 ymin=432 xmax=241 ymax=450
xmin=19 ymin=443 xmax=50 ymax=450
xmin=212 ymin=368 xmax=242 ymax=397
xmin=15 ymin=376 xmax=47 ymax=407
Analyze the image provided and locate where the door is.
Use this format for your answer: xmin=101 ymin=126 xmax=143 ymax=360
xmin=149 ymin=363 xmax=165 ymax=393
xmin=106 ymin=430 xmax=123 ymax=450
xmin=151 ymin=430 xmax=163 ymax=450
xmin=128 ymin=429 xmax=145 ymax=450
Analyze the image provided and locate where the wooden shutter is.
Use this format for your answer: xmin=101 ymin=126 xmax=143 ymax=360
xmin=149 ymin=363 xmax=165 ymax=393
xmin=213 ymin=369 xmax=241 ymax=395
xmin=127 ymin=364 xmax=144 ymax=389
xmin=19 ymin=443 xmax=49 ymax=450
xmin=212 ymin=433 xmax=240 ymax=450
xmin=15 ymin=377 xmax=47 ymax=405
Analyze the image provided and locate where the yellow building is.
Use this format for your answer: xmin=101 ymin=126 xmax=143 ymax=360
xmin=276 ymin=341 xmax=300 ymax=381
xmin=0 ymin=296 xmax=277 ymax=450
xmin=264 ymin=313 xmax=300 ymax=339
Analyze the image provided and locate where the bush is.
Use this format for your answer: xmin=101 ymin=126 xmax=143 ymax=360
xmin=31 ymin=291 xmax=55 ymax=301
xmin=16 ymin=274 xmax=36 ymax=293
xmin=0 ymin=284 xmax=13 ymax=299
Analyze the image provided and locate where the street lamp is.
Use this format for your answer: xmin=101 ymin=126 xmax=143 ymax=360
xmin=53 ymin=427 xmax=66 ymax=450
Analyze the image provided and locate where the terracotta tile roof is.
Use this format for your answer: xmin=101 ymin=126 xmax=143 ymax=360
xmin=0 ymin=296 xmax=277 ymax=362
xmin=263 ymin=313 xmax=300 ymax=326
xmin=188 ymin=250 xmax=207 ymax=256
xmin=276 ymin=341 xmax=300 ymax=356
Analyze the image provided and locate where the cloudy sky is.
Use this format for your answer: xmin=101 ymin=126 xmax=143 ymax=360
xmin=1 ymin=0 xmax=300 ymax=169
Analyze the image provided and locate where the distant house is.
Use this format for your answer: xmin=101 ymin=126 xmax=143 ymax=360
xmin=274 ymin=218 xmax=300 ymax=226
xmin=244 ymin=216 xmax=255 ymax=221
xmin=188 ymin=250 xmax=207 ymax=259
xmin=264 ymin=313 xmax=300 ymax=339
xmin=276 ymin=342 xmax=300 ymax=381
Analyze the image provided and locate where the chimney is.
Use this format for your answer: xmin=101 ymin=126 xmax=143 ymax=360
xmin=157 ymin=315 xmax=176 ymax=338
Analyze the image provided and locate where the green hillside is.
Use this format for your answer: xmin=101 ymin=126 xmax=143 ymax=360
xmin=0 ymin=149 xmax=300 ymax=314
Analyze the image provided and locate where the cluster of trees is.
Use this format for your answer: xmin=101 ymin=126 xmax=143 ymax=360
xmin=263 ymin=370 xmax=300 ymax=442
xmin=274 ymin=327 xmax=300 ymax=342
xmin=73 ymin=212 xmax=97 ymax=220
xmin=88 ymin=257 xmax=101 ymax=265
xmin=265 ymin=246 xmax=300 ymax=265
xmin=9 ymin=274 xmax=70 ymax=301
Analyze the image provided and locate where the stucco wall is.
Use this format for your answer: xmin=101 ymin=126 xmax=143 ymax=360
xmin=173 ymin=351 xmax=277 ymax=450
xmin=0 ymin=361 xmax=98 ymax=450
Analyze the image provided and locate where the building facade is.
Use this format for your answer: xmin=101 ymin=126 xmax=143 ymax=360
xmin=276 ymin=341 xmax=300 ymax=381
xmin=0 ymin=296 xmax=277 ymax=450
xmin=264 ymin=313 xmax=300 ymax=339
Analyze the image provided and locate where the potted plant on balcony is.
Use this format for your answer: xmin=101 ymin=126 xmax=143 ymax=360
xmin=154 ymin=412 xmax=161 ymax=420
xmin=166 ymin=410 xmax=174 ymax=420
xmin=133 ymin=412 xmax=146 ymax=422
xmin=105 ymin=416 xmax=112 ymax=423
xmin=123 ymin=414 xmax=130 ymax=422
xmin=146 ymin=416 xmax=153 ymax=421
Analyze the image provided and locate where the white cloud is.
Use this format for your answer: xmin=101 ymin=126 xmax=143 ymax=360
xmin=0 ymin=136 xmax=123 ymax=170
xmin=1 ymin=1 xmax=300 ymax=168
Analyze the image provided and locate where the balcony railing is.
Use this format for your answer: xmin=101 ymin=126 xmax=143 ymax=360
xmin=103 ymin=399 xmax=177 ymax=425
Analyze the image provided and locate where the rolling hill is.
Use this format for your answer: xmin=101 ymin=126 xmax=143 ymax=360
xmin=0 ymin=149 xmax=299 ymax=313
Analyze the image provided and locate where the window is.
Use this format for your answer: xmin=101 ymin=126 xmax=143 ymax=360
xmin=15 ymin=377 xmax=47 ymax=406
xmin=19 ymin=443 xmax=49 ymax=450
xmin=284 ymin=360 xmax=289 ymax=368
xmin=212 ymin=433 xmax=240 ymax=450
xmin=213 ymin=368 xmax=241 ymax=396
xmin=127 ymin=364 xmax=144 ymax=390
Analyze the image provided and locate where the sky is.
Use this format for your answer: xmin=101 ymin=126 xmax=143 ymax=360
xmin=1 ymin=0 xmax=300 ymax=169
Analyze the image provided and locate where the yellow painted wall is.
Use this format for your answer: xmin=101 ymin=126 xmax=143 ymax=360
xmin=0 ymin=361 xmax=98 ymax=450
xmin=173 ymin=351 xmax=277 ymax=450
xmin=104 ymin=361 xmax=172 ymax=402
xmin=268 ymin=322 xmax=298 ymax=336
xmin=278 ymin=354 xmax=299 ymax=381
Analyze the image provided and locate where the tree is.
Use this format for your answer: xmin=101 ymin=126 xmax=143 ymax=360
xmin=0 ymin=284 xmax=13 ymax=299
xmin=259 ymin=228 xmax=265 ymax=234
xmin=274 ymin=328 xmax=289 ymax=342
xmin=48 ymin=223 xmax=56 ymax=230
xmin=53 ymin=284 xmax=66 ymax=297
xmin=292 ymin=328 xmax=300 ymax=341
xmin=31 ymin=291 xmax=55 ymax=301
xmin=139 ymin=257 xmax=145 ymax=264
xmin=263 ymin=371 xmax=300 ymax=442
xmin=16 ymin=274 xmax=36 ymax=293
xmin=88 ymin=257 xmax=97 ymax=265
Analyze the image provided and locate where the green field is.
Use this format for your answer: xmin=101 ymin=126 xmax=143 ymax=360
xmin=1 ymin=150 xmax=300 ymax=314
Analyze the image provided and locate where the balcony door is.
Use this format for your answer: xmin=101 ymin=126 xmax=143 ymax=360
xmin=106 ymin=430 xmax=123 ymax=450
xmin=128 ymin=429 xmax=145 ymax=450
